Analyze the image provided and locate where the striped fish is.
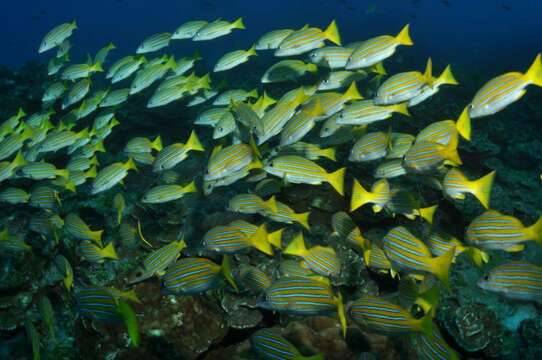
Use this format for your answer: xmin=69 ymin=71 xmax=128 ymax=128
xmin=319 ymin=113 xmax=342 ymax=138
xmin=275 ymin=20 xmax=341 ymax=56
xmin=54 ymin=254 xmax=73 ymax=291
xmin=62 ymin=79 xmax=91 ymax=109
xmin=443 ymin=168 xmax=495 ymax=209
xmin=261 ymin=60 xmax=318 ymax=83
xmin=305 ymin=82 xmax=363 ymax=120
xmin=172 ymin=20 xmax=208 ymax=39
xmin=469 ymin=54 xmax=542 ymax=118
xmin=275 ymin=142 xmax=336 ymax=162
xmin=349 ymin=131 xmax=390 ymax=162
xmin=231 ymin=101 xmax=263 ymax=133
xmin=280 ymin=99 xmax=324 ymax=146
xmin=410 ymin=327 xmax=460 ymax=360
xmin=91 ymin=158 xmax=137 ymax=194
xmin=136 ymin=32 xmax=172 ymax=54
xmin=213 ymin=111 xmax=237 ymax=139
xmin=38 ymin=128 xmax=89 ymax=154
xmin=363 ymin=245 xmax=396 ymax=277
xmin=0 ymin=187 xmax=30 ymax=204
xmin=141 ymin=181 xmax=197 ymax=204
xmin=350 ymin=178 xmax=390 ymax=212
xmin=374 ymin=58 xmax=433 ymax=105
xmin=172 ymin=52 xmax=201 ymax=75
xmin=264 ymin=155 xmax=345 ymax=196
xmin=385 ymin=191 xmax=437 ymax=224
xmin=331 ymin=211 xmax=368 ymax=249
xmin=107 ymin=56 xmax=135 ymax=78
xmin=129 ymin=239 xmax=186 ymax=283
xmin=283 ymin=232 xmax=341 ymax=277
xmin=337 ymin=100 xmax=410 ymax=126
xmin=374 ymin=159 xmax=407 ymax=179
xmin=19 ymin=162 xmax=69 ymax=180
xmin=345 ymin=24 xmax=413 ymax=69
xmin=403 ymin=136 xmax=462 ymax=173
xmin=265 ymin=200 xmax=311 ymax=230
xmin=0 ymin=127 xmax=33 ymax=161
xmin=256 ymin=29 xmax=294 ymax=50
xmin=259 ymin=277 xmax=347 ymax=336
xmin=124 ymin=136 xmax=162 ymax=154
xmin=408 ymin=65 xmax=459 ymax=107
xmin=227 ymin=193 xmax=277 ymax=215
xmin=162 ymin=256 xmax=237 ymax=294
xmin=0 ymin=151 xmax=26 ymax=182
xmin=111 ymin=56 xmax=146 ymax=84
xmin=61 ymin=61 xmax=103 ymax=81
xmin=42 ymin=82 xmax=66 ymax=104
xmin=65 ymin=213 xmax=103 ymax=245
xmin=257 ymin=91 xmax=307 ymax=144
xmin=317 ymin=69 xmax=367 ymax=90
xmin=383 ymin=226 xmax=455 ymax=286
xmin=478 ymin=261 xmax=542 ymax=302
xmin=153 ymin=131 xmax=204 ymax=172
xmin=250 ymin=328 xmax=324 ymax=360
xmin=147 ymin=83 xmax=188 ymax=108
xmin=76 ymin=287 xmax=123 ymax=322
xmin=214 ymin=45 xmax=257 ymax=72
xmin=205 ymin=143 xmax=255 ymax=181
xmin=213 ymin=89 xmax=258 ymax=106
xmin=350 ymin=295 xmax=432 ymax=335
xmin=195 ymin=107 xmax=231 ymax=127
xmin=428 ymin=230 xmax=489 ymax=267
xmin=94 ymin=42 xmax=116 ymax=64
xmin=238 ymin=264 xmax=272 ymax=292
xmin=416 ymin=120 xmax=457 ymax=147
xmin=79 ymin=241 xmax=118 ymax=263
xmin=130 ymin=57 xmax=176 ymax=95
xmin=192 ymin=17 xmax=245 ymax=41
xmin=29 ymin=186 xmax=59 ymax=210
xmin=203 ymin=223 xmax=273 ymax=255
xmin=187 ymin=89 xmax=218 ymax=107
xmin=47 ymin=55 xmax=68 ymax=76
xmin=465 ymin=210 xmax=542 ymax=252
xmin=24 ymin=317 xmax=41 ymax=360
xmin=39 ymin=21 xmax=77 ymax=53
xmin=308 ymin=46 xmax=354 ymax=69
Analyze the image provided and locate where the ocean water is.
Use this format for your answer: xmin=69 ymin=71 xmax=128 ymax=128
xmin=1 ymin=1 xmax=542 ymax=359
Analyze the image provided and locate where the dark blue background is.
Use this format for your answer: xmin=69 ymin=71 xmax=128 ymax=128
xmin=1 ymin=0 xmax=541 ymax=77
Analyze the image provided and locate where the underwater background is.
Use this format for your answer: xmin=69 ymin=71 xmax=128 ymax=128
xmin=1 ymin=0 xmax=542 ymax=359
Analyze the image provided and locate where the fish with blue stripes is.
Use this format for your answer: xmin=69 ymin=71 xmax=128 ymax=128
xmin=79 ymin=241 xmax=118 ymax=263
xmin=308 ymin=46 xmax=354 ymax=69
xmin=350 ymin=178 xmax=390 ymax=212
xmin=331 ymin=211 xmax=368 ymax=250
xmin=408 ymin=65 xmax=459 ymax=107
xmin=250 ymin=327 xmax=324 ymax=360
xmin=214 ymin=45 xmax=257 ymax=72
xmin=262 ymin=60 xmax=318 ymax=83
xmin=129 ymin=239 xmax=186 ymax=283
xmin=403 ymin=133 xmax=462 ymax=173
xmin=203 ymin=222 xmax=273 ymax=255
xmin=172 ymin=20 xmax=208 ymax=39
xmin=336 ymin=100 xmax=410 ymax=126
xmin=136 ymin=32 xmax=172 ymax=54
xmin=409 ymin=326 xmax=460 ymax=360
xmin=275 ymin=20 xmax=341 ymax=57
xmin=349 ymin=131 xmax=390 ymax=162
xmin=283 ymin=232 xmax=341 ymax=277
xmin=478 ymin=261 xmax=542 ymax=302
xmin=142 ymin=181 xmax=197 ymax=204
xmin=227 ymin=193 xmax=278 ymax=215
xmin=255 ymin=28 xmax=295 ymax=50
xmin=205 ymin=143 xmax=258 ymax=181
xmin=39 ymin=21 xmax=77 ymax=53
xmin=64 ymin=212 xmax=104 ymax=245
xmin=443 ymin=168 xmax=496 ymax=209
xmin=153 ymin=130 xmax=205 ymax=172
xmin=192 ymin=17 xmax=245 ymax=41
xmin=427 ymin=230 xmax=489 ymax=267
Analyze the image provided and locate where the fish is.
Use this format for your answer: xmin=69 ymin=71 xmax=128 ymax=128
xmin=192 ymin=17 xmax=245 ymax=41
xmin=275 ymin=20 xmax=341 ymax=56
xmin=374 ymin=58 xmax=433 ymax=105
xmin=0 ymin=151 xmax=26 ymax=182
xmin=345 ymin=24 xmax=413 ymax=69
xmin=99 ymin=88 xmax=130 ymax=107
xmin=129 ymin=239 xmax=186 ymax=283
xmin=478 ymin=261 xmax=542 ymax=302
xmin=257 ymin=91 xmax=308 ymax=144
xmin=107 ymin=56 xmax=135 ymax=79
xmin=317 ymin=69 xmax=368 ymax=91
xmin=153 ymin=131 xmax=205 ymax=172
xmin=111 ymin=56 xmax=147 ymax=84
xmin=305 ymin=82 xmax=363 ymax=120
xmin=39 ymin=296 xmax=56 ymax=343
xmin=261 ymin=60 xmax=318 ymax=83
xmin=42 ymin=82 xmax=66 ymax=104
xmin=264 ymin=155 xmax=345 ymax=195
xmin=238 ymin=264 xmax=272 ymax=292
xmin=251 ymin=91 xmax=278 ymax=117
xmin=172 ymin=20 xmax=208 ymax=39
xmin=350 ymin=178 xmax=390 ymax=212
xmin=61 ymin=61 xmax=103 ymax=81
xmin=410 ymin=326 xmax=460 ymax=360
xmin=94 ymin=42 xmax=116 ymax=64
xmin=129 ymin=56 xmax=176 ymax=95
xmin=195 ymin=107 xmax=231 ymax=127
xmin=443 ymin=168 xmax=496 ymax=209
xmin=336 ymin=100 xmax=409 ymax=126
xmin=213 ymin=89 xmax=258 ymax=106
xmin=231 ymin=101 xmax=263 ymax=134
xmin=408 ymin=65 xmax=459 ymax=106
xmin=275 ymin=142 xmax=336 ymax=162
xmin=212 ymin=112 xmax=237 ymax=139
xmin=64 ymin=212 xmax=104 ymax=245
xmin=374 ymin=159 xmax=407 ymax=179
xmin=416 ymin=107 xmax=471 ymax=146
xmin=56 ymin=39 xmax=71 ymax=58
xmin=214 ymin=45 xmax=257 ymax=72
xmin=280 ymin=99 xmax=325 ymax=146
xmin=142 ymin=181 xmax=197 ymax=203
xmin=0 ymin=228 xmax=31 ymax=252
xmin=62 ymin=78 xmax=92 ymax=109
xmin=258 ymin=277 xmax=346 ymax=336
xmin=48 ymin=54 xmax=69 ymax=76
xmin=308 ymin=46 xmax=354 ymax=69
xmin=124 ymin=136 xmax=162 ymax=154
xmin=112 ymin=193 xmax=126 ymax=225
xmin=349 ymin=131 xmax=390 ymax=162
xmin=350 ymin=295 xmax=433 ymax=335
xmin=0 ymin=187 xmax=30 ymax=204
xmin=39 ymin=20 xmax=77 ymax=53
xmin=250 ymin=328 xmax=324 ymax=360
xmin=403 ymin=133 xmax=462 ymax=173
xmin=385 ymin=191 xmax=437 ymax=224
xmin=0 ymin=108 xmax=26 ymax=139
xmin=79 ymin=241 xmax=118 ymax=263
xmin=29 ymin=186 xmax=61 ymax=210
xmin=0 ymin=127 xmax=34 ymax=161
xmin=205 ymin=143 xmax=256 ymax=181
xmin=427 ymin=230 xmax=489 ymax=267
xmin=91 ymin=158 xmax=138 ymax=194
xmin=264 ymin=200 xmax=310 ymax=230
xmin=172 ymin=52 xmax=202 ymax=75
xmin=18 ymin=162 xmax=69 ymax=181
xmin=162 ymin=256 xmax=238 ymax=294
xmin=331 ymin=211 xmax=368 ymax=249
xmin=469 ymin=53 xmax=542 ymax=118
xmin=136 ymin=32 xmax=172 ymax=54
xmin=283 ymin=232 xmax=341 ymax=277
xmin=383 ymin=226 xmax=455 ymax=286
xmin=465 ymin=210 xmax=542 ymax=252
xmin=203 ymin=223 xmax=273 ymax=255
xmin=255 ymin=29 xmax=295 ymax=50
xmin=227 ymin=193 xmax=277 ymax=215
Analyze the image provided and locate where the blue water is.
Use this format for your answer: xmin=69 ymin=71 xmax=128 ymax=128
xmin=2 ymin=0 xmax=541 ymax=77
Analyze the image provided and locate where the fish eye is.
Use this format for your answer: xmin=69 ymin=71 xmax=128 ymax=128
xmin=324 ymin=79 xmax=329 ymax=83
xmin=268 ymin=162 xmax=273 ymax=167
xmin=324 ymin=127 xmax=329 ymax=132
xmin=484 ymin=275 xmax=489 ymax=281
xmin=218 ymin=127 xmax=223 ymax=132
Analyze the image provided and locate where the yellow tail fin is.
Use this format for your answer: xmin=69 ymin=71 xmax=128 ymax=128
xmin=431 ymin=247 xmax=455 ymax=288
xmin=392 ymin=102 xmax=410 ymax=116
xmin=11 ymin=151 xmax=26 ymax=168
xmin=323 ymin=20 xmax=342 ymax=45
xmin=264 ymin=195 xmax=278 ymax=214
xmin=395 ymin=24 xmax=413 ymax=46
xmin=336 ymin=292 xmax=347 ymax=338
xmin=442 ymin=131 xmax=462 ymax=166
xmin=101 ymin=242 xmax=118 ymax=260
xmin=85 ymin=165 xmax=97 ymax=179
xmin=56 ymin=169 xmax=70 ymax=180
xmin=350 ymin=178 xmax=373 ymax=212
xmin=151 ymin=136 xmax=163 ymax=151
xmin=472 ymin=170 xmax=496 ymax=209
xmin=221 ymin=255 xmax=239 ymax=292
xmin=124 ymin=157 xmax=138 ymax=172
xmin=283 ymin=232 xmax=308 ymax=257
xmin=91 ymin=230 xmax=104 ymax=246
xmin=321 ymin=147 xmax=336 ymax=161
xmin=232 ymin=17 xmax=245 ymax=30
xmin=342 ymin=82 xmax=363 ymax=101
xmin=423 ymin=58 xmax=433 ymax=86
xmin=307 ymin=98 xmax=324 ymax=117
xmin=371 ymin=62 xmax=387 ymax=75
xmin=246 ymin=44 xmax=257 ymax=56
xmin=437 ymin=65 xmax=458 ymax=85
xmin=306 ymin=63 xmax=319 ymax=73
xmin=250 ymin=223 xmax=273 ymax=255
xmin=456 ymin=106 xmax=471 ymax=141
xmin=185 ymin=130 xmax=205 ymax=151
xmin=525 ymin=53 xmax=542 ymax=87
xmin=182 ymin=180 xmax=197 ymax=193
xmin=295 ymin=211 xmax=311 ymax=230
xmin=268 ymin=228 xmax=283 ymax=249
xmin=419 ymin=205 xmax=438 ymax=224
xmin=527 ymin=215 xmax=542 ymax=244
xmin=465 ymin=247 xmax=489 ymax=267
xmin=326 ymin=167 xmax=346 ymax=196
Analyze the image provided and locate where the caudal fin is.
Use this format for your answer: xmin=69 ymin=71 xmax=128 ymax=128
xmin=321 ymin=147 xmax=336 ymax=161
xmin=525 ymin=53 xmax=542 ymax=87
xmin=91 ymin=230 xmax=104 ymax=247
xmin=221 ymin=255 xmax=239 ymax=292
xmin=327 ymin=167 xmax=346 ymax=196
xmin=116 ymin=300 xmax=140 ymax=347
xmin=436 ymin=65 xmax=458 ymax=85
xmin=264 ymin=195 xmax=278 ymax=214
xmin=431 ymin=247 xmax=455 ymax=288
xmin=342 ymin=82 xmax=363 ymax=101
xmin=395 ymin=24 xmax=413 ymax=46
xmin=250 ymin=223 xmax=273 ymax=256
xmin=527 ymin=215 xmax=542 ymax=245
xmin=232 ymin=17 xmax=245 ymax=30
xmin=456 ymin=106 xmax=471 ymax=141
xmin=151 ymin=136 xmax=163 ymax=151
xmin=323 ymin=20 xmax=342 ymax=45
xmin=350 ymin=178 xmax=372 ymax=212
xmin=472 ymin=170 xmax=496 ymax=209
xmin=423 ymin=58 xmax=433 ymax=86
xmin=185 ymin=130 xmax=205 ymax=151
xmin=268 ymin=228 xmax=283 ymax=249
xmin=419 ymin=205 xmax=437 ymax=224
xmin=283 ymin=232 xmax=308 ymax=257
xmin=295 ymin=211 xmax=311 ymax=230
xmin=101 ymin=242 xmax=118 ymax=260
xmin=393 ymin=102 xmax=410 ymax=116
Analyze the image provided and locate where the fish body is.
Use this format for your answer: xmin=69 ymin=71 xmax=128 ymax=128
xmin=79 ymin=241 xmax=118 ymax=263
xmin=317 ymin=70 xmax=367 ymax=90
xmin=443 ymin=168 xmax=495 ymax=209
xmin=283 ymin=232 xmax=341 ymax=277
xmin=65 ymin=213 xmax=103 ymax=245
xmin=275 ymin=20 xmax=341 ymax=56
xmin=112 ymin=56 xmax=147 ymax=83
xmin=403 ymin=134 xmax=461 ymax=173
xmin=350 ymin=178 xmax=390 ymax=212
xmin=130 ymin=57 xmax=176 ymax=95
xmin=61 ymin=62 xmax=102 ymax=81
xmin=261 ymin=60 xmax=318 ymax=83
xmin=153 ymin=131 xmax=204 ymax=172
xmin=337 ymin=100 xmax=409 ymax=125
xmin=63 ymin=79 xmax=91 ymax=109
xmin=478 ymin=261 xmax=542 ymax=302
xmin=349 ymin=131 xmax=389 ymax=162
xmin=39 ymin=21 xmax=77 ymax=53
xmin=136 ymin=32 xmax=172 ymax=54
xmin=91 ymin=158 xmax=137 ymax=194
xmin=308 ymin=46 xmax=353 ymax=69
xmin=374 ymin=159 xmax=407 ymax=179
xmin=214 ymin=45 xmax=257 ymax=72
xmin=142 ymin=181 xmax=197 ymax=203
xmin=172 ymin=20 xmax=208 ymax=39
xmin=213 ymin=89 xmax=258 ymax=106
xmin=205 ymin=143 xmax=254 ymax=181
xmin=192 ymin=18 xmax=245 ymax=41
xmin=255 ymin=29 xmax=294 ymax=50
xmin=280 ymin=99 xmax=324 ymax=146
xmin=250 ymin=328 xmax=324 ymax=360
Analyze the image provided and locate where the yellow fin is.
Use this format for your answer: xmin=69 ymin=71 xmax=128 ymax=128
xmin=431 ymin=247 xmax=455 ymax=288
xmin=472 ymin=170 xmax=496 ymax=209
xmin=392 ymin=102 xmax=410 ymax=116
xmin=249 ymin=224 xmax=273 ymax=255
xmin=320 ymin=147 xmax=336 ymax=161
xmin=295 ymin=211 xmax=311 ymax=230
xmin=124 ymin=157 xmax=138 ymax=171
xmin=326 ymin=167 xmax=346 ymax=196
xmin=231 ymin=17 xmax=245 ymax=30
xmin=221 ymin=255 xmax=239 ymax=292
xmin=323 ymin=20 xmax=341 ymax=45
xmin=395 ymin=24 xmax=413 ymax=46
xmin=526 ymin=214 xmax=542 ymax=244
xmin=437 ymin=65 xmax=458 ymax=85
xmin=151 ymin=136 xmax=163 ymax=151
xmin=268 ymin=228 xmax=283 ymax=249
xmin=342 ymin=81 xmax=363 ymax=101
xmin=283 ymin=232 xmax=308 ymax=257
xmin=264 ymin=195 xmax=278 ymax=214
xmin=182 ymin=180 xmax=197 ymax=193
xmin=185 ymin=130 xmax=205 ymax=151
xmin=423 ymin=58 xmax=433 ymax=86
xmin=246 ymin=44 xmax=257 ymax=56
xmin=350 ymin=178 xmax=373 ymax=212
xmin=456 ymin=106 xmax=471 ymax=141
xmin=101 ymin=242 xmax=118 ymax=260
xmin=525 ymin=53 xmax=542 ymax=87
xmin=419 ymin=205 xmax=438 ymax=224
